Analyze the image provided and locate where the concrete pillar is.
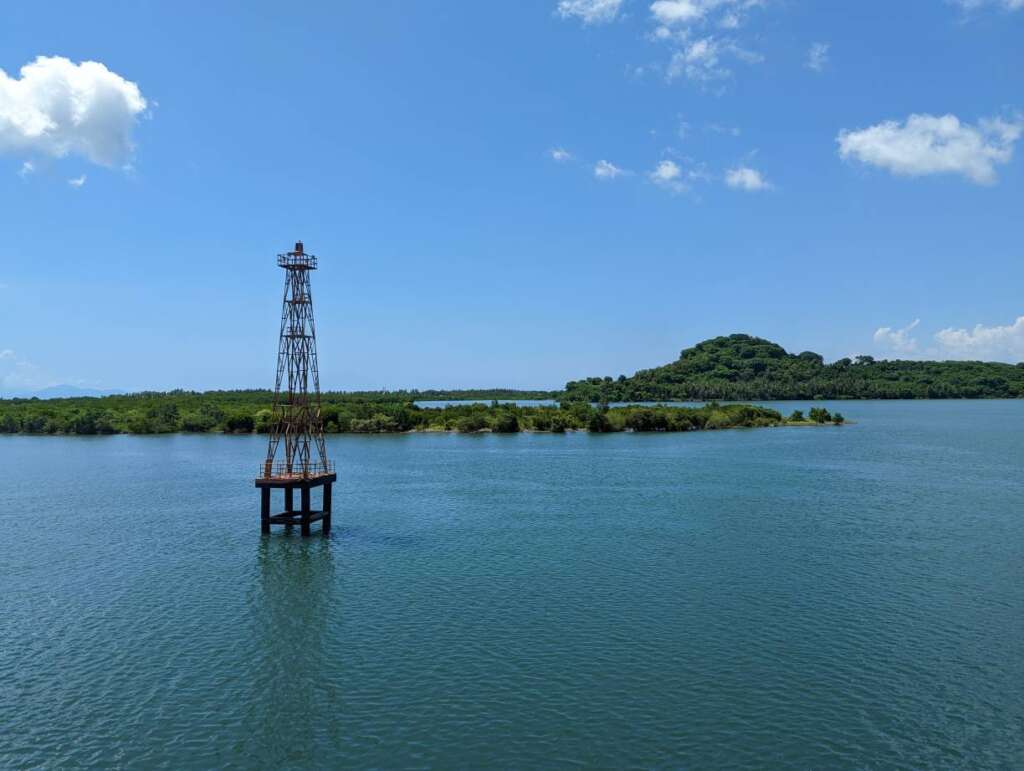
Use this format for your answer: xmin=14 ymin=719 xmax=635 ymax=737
xmin=260 ymin=487 xmax=271 ymax=534
xmin=301 ymin=486 xmax=311 ymax=536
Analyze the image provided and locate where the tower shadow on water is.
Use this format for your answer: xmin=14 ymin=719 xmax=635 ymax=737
xmin=255 ymin=241 xmax=337 ymax=536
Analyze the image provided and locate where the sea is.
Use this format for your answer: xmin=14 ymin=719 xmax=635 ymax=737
xmin=1 ymin=400 xmax=1021 ymax=767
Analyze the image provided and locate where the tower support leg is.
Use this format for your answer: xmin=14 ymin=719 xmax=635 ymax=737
xmin=285 ymin=488 xmax=294 ymax=512
xmin=260 ymin=487 xmax=271 ymax=534
xmin=323 ymin=482 xmax=332 ymax=535
xmin=301 ymin=487 xmax=312 ymax=537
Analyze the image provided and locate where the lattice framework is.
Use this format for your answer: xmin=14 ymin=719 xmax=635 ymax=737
xmin=262 ymin=241 xmax=330 ymax=478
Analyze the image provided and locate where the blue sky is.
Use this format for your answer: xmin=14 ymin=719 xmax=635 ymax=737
xmin=1 ymin=0 xmax=1022 ymax=393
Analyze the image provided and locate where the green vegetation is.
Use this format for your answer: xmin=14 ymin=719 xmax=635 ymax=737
xmin=563 ymin=334 xmax=1024 ymax=401
xmin=13 ymin=329 xmax=1012 ymax=437
xmin=0 ymin=393 xmax=835 ymax=436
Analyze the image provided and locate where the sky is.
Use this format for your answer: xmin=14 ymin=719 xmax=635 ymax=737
xmin=1 ymin=0 xmax=1022 ymax=393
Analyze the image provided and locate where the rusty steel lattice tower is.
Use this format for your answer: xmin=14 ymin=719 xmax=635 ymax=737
xmin=255 ymin=241 xmax=336 ymax=536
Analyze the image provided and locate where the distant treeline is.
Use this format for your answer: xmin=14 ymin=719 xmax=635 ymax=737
xmin=563 ymin=334 xmax=1024 ymax=402
xmin=0 ymin=392 xmax=841 ymax=436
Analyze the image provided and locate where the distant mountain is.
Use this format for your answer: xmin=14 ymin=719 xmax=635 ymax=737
xmin=563 ymin=334 xmax=1024 ymax=401
xmin=1 ymin=385 xmax=124 ymax=400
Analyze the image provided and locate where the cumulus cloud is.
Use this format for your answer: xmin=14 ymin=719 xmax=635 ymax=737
xmin=0 ymin=55 xmax=147 ymax=167
xmin=68 ymin=174 xmax=86 ymax=188
xmin=874 ymin=319 xmax=920 ymax=354
xmin=837 ymin=113 xmax=1022 ymax=185
xmin=935 ymin=317 xmax=1024 ymax=361
xmin=17 ymin=160 xmax=33 ymax=177
xmin=550 ymin=147 xmax=573 ymax=162
xmin=651 ymin=0 xmax=709 ymax=26
xmin=872 ymin=317 xmax=1024 ymax=361
xmin=594 ymin=159 xmax=625 ymax=179
xmin=807 ymin=42 xmax=829 ymax=72
xmin=649 ymin=159 xmax=685 ymax=191
xmin=557 ymin=0 xmax=623 ymax=23
xmin=725 ymin=165 xmax=771 ymax=190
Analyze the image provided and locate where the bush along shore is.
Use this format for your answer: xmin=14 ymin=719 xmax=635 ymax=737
xmin=0 ymin=393 xmax=844 ymax=436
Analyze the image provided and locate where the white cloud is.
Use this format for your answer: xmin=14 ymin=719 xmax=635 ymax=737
xmin=557 ymin=0 xmax=623 ymax=23
xmin=872 ymin=316 xmax=1024 ymax=361
xmin=650 ymin=0 xmax=765 ymax=32
xmin=667 ymin=37 xmax=728 ymax=81
xmin=874 ymin=319 xmax=920 ymax=354
xmin=68 ymin=174 xmax=86 ymax=188
xmin=0 ymin=349 xmax=14 ymax=360
xmin=649 ymin=158 xmax=687 ymax=191
xmin=650 ymin=0 xmax=763 ymax=28
xmin=934 ymin=317 xmax=1024 ymax=360
xmin=725 ymin=165 xmax=772 ymax=190
xmin=952 ymin=0 xmax=1024 ymax=11
xmin=17 ymin=160 xmax=33 ymax=177
xmin=649 ymin=2 xmax=767 ymax=84
xmin=550 ymin=147 xmax=573 ymax=162
xmin=651 ymin=0 xmax=708 ymax=25
xmin=594 ymin=159 xmax=625 ymax=179
xmin=837 ymin=113 xmax=1022 ymax=185
xmin=0 ymin=55 xmax=147 ymax=167
xmin=807 ymin=42 xmax=829 ymax=72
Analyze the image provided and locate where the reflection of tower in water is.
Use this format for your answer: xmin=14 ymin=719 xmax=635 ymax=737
xmin=242 ymin=537 xmax=340 ymax=762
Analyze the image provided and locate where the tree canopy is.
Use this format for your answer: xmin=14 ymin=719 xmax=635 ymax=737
xmin=563 ymin=334 xmax=1024 ymax=401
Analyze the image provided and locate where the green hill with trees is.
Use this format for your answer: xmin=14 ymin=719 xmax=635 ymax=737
xmin=563 ymin=334 xmax=1024 ymax=401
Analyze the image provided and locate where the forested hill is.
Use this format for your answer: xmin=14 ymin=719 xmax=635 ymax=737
xmin=563 ymin=334 xmax=1024 ymax=401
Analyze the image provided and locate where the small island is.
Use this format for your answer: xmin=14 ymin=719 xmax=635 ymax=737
xmin=0 ymin=394 xmax=843 ymax=436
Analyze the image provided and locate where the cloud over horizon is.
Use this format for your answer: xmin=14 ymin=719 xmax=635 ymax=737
xmin=935 ymin=317 xmax=1024 ymax=361
xmin=874 ymin=319 xmax=920 ymax=354
xmin=874 ymin=317 xmax=1024 ymax=362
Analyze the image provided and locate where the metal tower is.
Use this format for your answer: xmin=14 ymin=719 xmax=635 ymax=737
xmin=256 ymin=241 xmax=336 ymax=536
xmin=264 ymin=240 xmax=330 ymax=478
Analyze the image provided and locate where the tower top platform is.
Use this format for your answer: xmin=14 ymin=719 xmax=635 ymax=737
xmin=277 ymin=241 xmax=317 ymax=270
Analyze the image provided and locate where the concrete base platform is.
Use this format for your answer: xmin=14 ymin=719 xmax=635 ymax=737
xmin=255 ymin=473 xmax=336 ymax=536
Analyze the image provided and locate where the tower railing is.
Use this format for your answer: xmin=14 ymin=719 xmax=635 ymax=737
xmin=260 ymin=460 xmax=336 ymax=480
xmin=277 ymin=253 xmax=318 ymax=270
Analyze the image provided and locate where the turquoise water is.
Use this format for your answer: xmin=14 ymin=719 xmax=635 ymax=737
xmin=2 ymin=401 xmax=1022 ymax=768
